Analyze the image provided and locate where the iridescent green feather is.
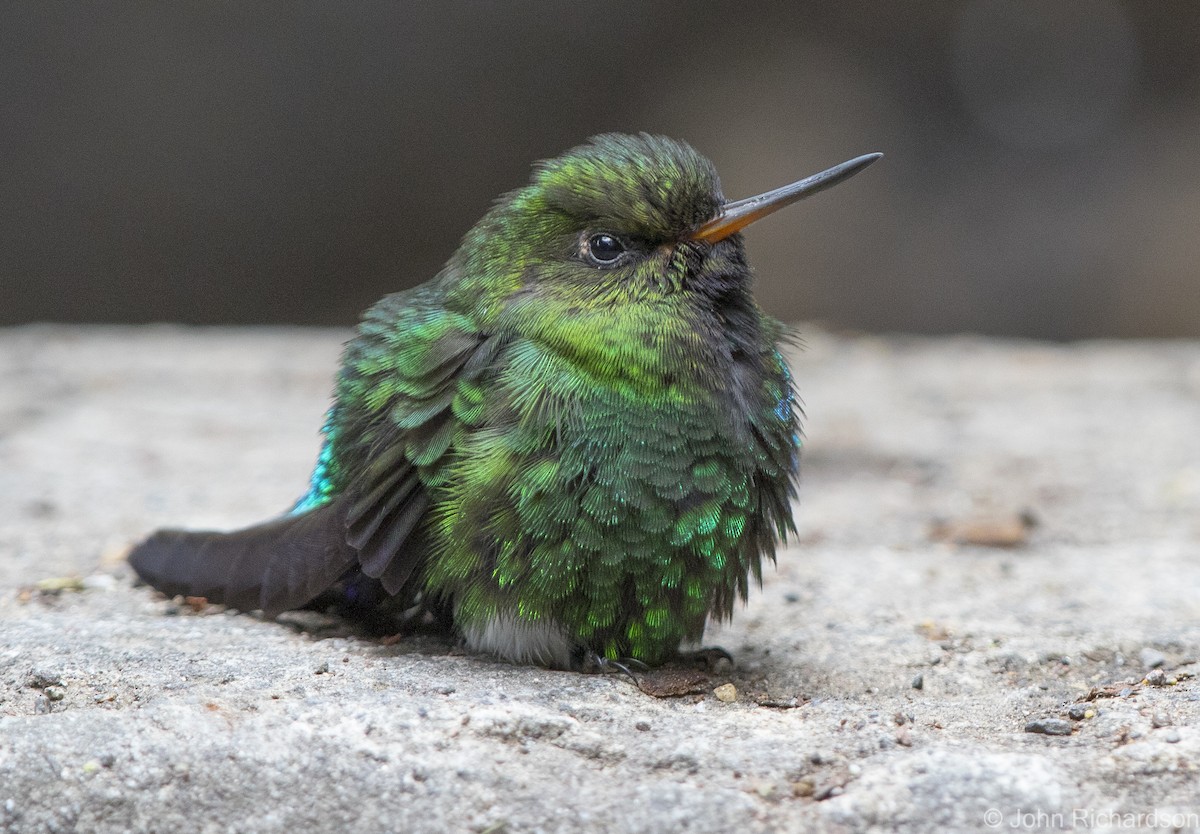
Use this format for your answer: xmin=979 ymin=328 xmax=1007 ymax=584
xmin=305 ymin=134 xmax=799 ymax=664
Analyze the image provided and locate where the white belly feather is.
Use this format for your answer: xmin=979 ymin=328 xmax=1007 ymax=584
xmin=462 ymin=613 xmax=574 ymax=668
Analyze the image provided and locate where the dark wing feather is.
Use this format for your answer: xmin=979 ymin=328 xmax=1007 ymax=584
xmin=347 ymin=470 xmax=427 ymax=581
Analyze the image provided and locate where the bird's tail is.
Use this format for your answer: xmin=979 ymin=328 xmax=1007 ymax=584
xmin=127 ymin=501 xmax=359 ymax=617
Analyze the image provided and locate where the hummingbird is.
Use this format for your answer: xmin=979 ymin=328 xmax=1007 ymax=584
xmin=129 ymin=134 xmax=880 ymax=670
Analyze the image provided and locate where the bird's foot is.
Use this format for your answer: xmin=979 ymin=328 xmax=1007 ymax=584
xmin=578 ymin=651 xmax=648 ymax=684
xmin=675 ymin=646 xmax=734 ymax=671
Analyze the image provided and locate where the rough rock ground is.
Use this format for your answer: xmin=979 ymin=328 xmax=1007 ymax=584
xmin=1 ymin=326 xmax=1198 ymax=834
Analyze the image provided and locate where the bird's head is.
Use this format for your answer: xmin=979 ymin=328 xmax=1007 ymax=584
xmin=451 ymin=133 xmax=879 ymax=316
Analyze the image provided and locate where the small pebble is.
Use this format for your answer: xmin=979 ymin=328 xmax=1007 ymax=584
xmin=1067 ymin=704 xmax=1094 ymax=721
xmin=1025 ymin=718 xmax=1073 ymax=736
xmin=314 ymin=662 xmax=330 ymax=675
xmin=44 ymin=686 xmax=65 ymax=702
xmin=1144 ymin=669 xmax=1168 ymax=686
xmin=635 ymin=720 xmax=651 ymax=732
xmin=1164 ymin=729 xmax=1182 ymax=743
xmin=183 ymin=595 xmax=209 ymax=613
xmin=813 ymin=784 xmax=843 ymax=801
xmin=35 ymin=576 xmax=86 ymax=593
xmin=713 ymin=683 xmax=738 ymax=703
xmin=82 ymin=574 xmax=117 ymax=591
xmin=911 ymin=674 xmax=924 ymax=690
xmin=27 ymin=670 xmax=63 ymax=689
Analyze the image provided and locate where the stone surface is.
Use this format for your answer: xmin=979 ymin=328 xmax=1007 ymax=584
xmin=2 ymin=325 xmax=1199 ymax=833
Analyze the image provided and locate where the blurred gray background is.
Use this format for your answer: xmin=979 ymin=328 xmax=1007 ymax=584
xmin=3 ymin=1 xmax=1197 ymax=338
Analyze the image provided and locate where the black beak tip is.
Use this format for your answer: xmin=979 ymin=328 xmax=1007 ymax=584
xmin=856 ymin=152 xmax=885 ymax=169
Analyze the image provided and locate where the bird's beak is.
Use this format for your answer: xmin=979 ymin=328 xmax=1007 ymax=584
xmin=690 ymin=152 xmax=883 ymax=244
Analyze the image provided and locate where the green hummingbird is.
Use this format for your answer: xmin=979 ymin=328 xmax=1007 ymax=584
xmin=130 ymin=134 xmax=880 ymax=669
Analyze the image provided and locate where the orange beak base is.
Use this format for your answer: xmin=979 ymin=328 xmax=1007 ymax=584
xmin=690 ymin=152 xmax=883 ymax=244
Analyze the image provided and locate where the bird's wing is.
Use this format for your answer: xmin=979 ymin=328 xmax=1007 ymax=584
xmin=330 ymin=286 xmax=503 ymax=599
xmin=130 ymin=281 xmax=503 ymax=617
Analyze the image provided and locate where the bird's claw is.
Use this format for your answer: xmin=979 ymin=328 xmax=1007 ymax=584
xmin=581 ymin=651 xmax=647 ymax=684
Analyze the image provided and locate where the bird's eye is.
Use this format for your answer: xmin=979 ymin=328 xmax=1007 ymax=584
xmin=584 ymin=233 xmax=626 ymax=266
